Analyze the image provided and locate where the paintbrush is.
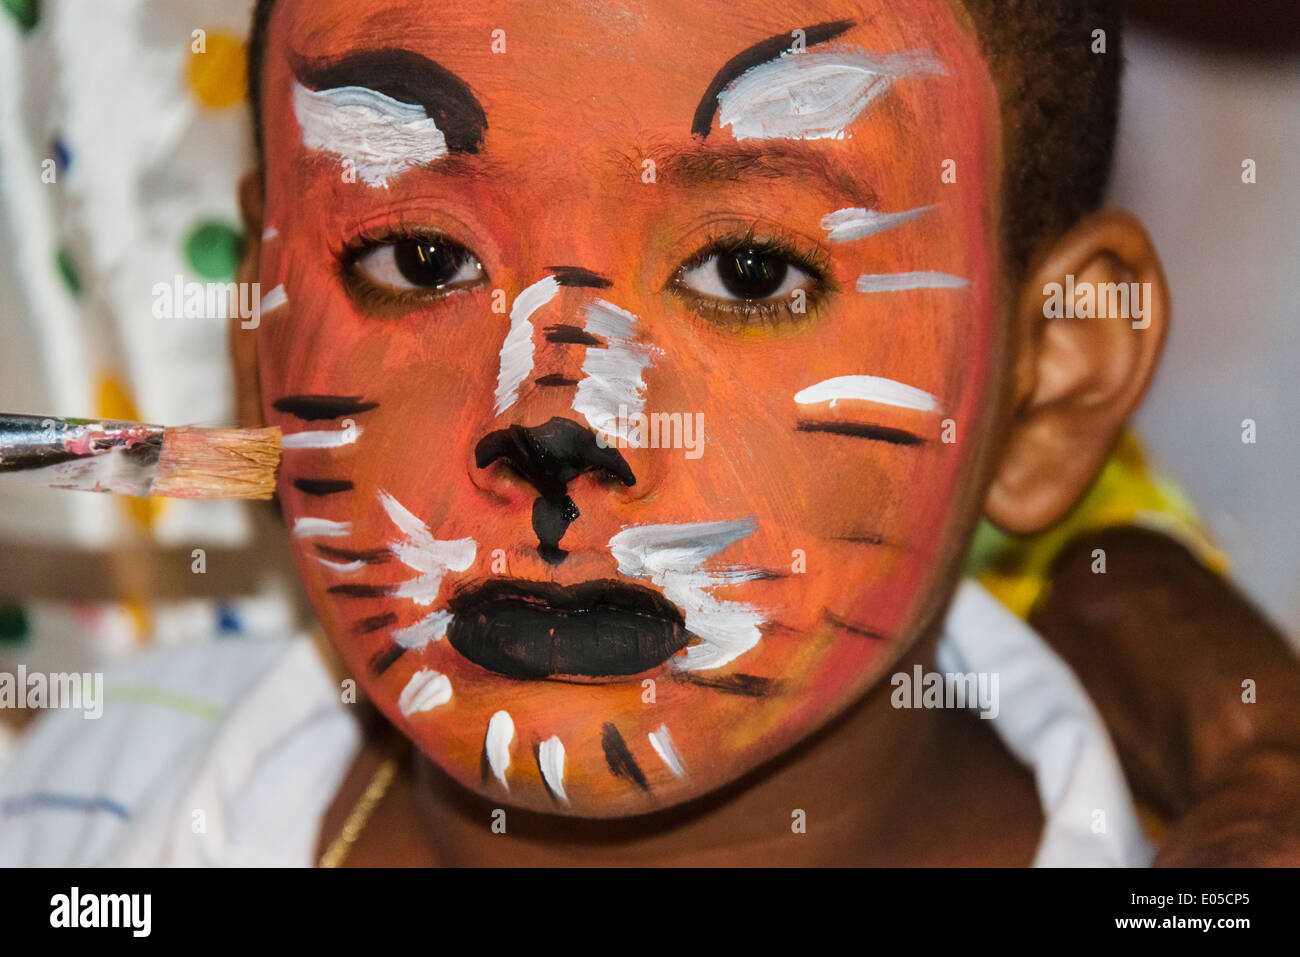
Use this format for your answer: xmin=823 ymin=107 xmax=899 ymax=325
xmin=0 ymin=413 xmax=281 ymax=500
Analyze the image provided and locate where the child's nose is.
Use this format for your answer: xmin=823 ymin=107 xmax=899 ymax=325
xmin=466 ymin=277 xmax=665 ymax=562
xmin=473 ymin=417 xmax=634 ymax=565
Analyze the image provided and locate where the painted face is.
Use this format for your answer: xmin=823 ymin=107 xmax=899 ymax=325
xmin=256 ymin=0 xmax=1004 ymax=816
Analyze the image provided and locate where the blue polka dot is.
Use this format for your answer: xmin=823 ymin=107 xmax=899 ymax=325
xmin=51 ymin=137 xmax=70 ymax=173
xmin=216 ymin=604 xmax=242 ymax=635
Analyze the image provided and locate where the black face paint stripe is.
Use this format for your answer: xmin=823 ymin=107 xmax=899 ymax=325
xmin=831 ymin=533 xmax=890 ymax=546
xmin=600 ymin=723 xmax=651 ymax=792
xmin=293 ymin=477 xmax=355 ymax=496
xmin=796 ymin=422 xmax=925 ymax=446
xmin=690 ymin=20 xmax=856 ymax=137
xmin=535 ymin=374 xmax=579 ymax=387
xmin=294 ymin=49 xmax=488 ymax=153
xmin=328 ymin=583 xmax=396 ymax=598
xmin=543 ymin=324 xmax=603 ymax=346
xmin=676 ymin=672 xmax=784 ymax=697
xmin=353 ymin=612 xmax=398 ymax=635
xmin=315 ymin=543 xmax=393 ymax=565
xmin=824 ymin=610 xmax=888 ymax=641
xmin=370 ymin=643 xmax=405 ymax=676
xmin=546 ymin=266 xmax=613 ymax=289
xmin=272 ymin=395 xmax=379 ymax=420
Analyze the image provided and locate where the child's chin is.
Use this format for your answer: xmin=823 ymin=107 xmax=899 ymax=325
xmin=381 ymin=699 xmax=766 ymax=820
xmin=421 ymin=741 xmax=738 ymax=820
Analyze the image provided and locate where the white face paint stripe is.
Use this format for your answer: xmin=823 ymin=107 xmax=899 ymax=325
xmin=292 ymin=517 xmax=352 ymax=538
xmin=821 ymin=205 xmax=934 ymax=242
xmin=398 ymin=669 xmax=452 ymax=716
xmin=648 ymin=724 xmax=686 ymax=778
xmin=485 ymin=710 xmax=514 ymax=790
xmin=718 ymin=49 xmax=945 ymax=141
xmin=315 ymin=556 xmax=366 ymax=574
xmin=794 ymin=375 xmax=939 ymax=412
xmin=856 ymin=272 xmax=969 ymax=292
xmin=262 ymin=226 xmax=279 ymax=241
xmin=379 ymin=490 xmax=436 ymax=544
xmin=494 ymin=276 xmax=562 ymax=414
xmin=391 ymin=609 xmax=454 ymax=649
xmin=260 ymin=284 xmax=288 ymax=313
xmin=378 ymin=491 xmax=477 ymax=606
xmin=608 ymin=518 xmax=765 ymax=672
xmin=573 ymin=299 xmax=657 ymax=446
xmin=281 ymin=423 xmax=361 ymax=449
xmin=538 ymin=735 xmax=568 ymax=803
xmin=292 ymin=81 xmax=448 ymax=188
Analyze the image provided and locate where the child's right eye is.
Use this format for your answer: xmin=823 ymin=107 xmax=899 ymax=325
xmin=350 ymin=237 xmax=486 ymax=294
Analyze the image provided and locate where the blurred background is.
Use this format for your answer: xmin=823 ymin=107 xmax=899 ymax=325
xmin=1 ymin=1 xmax=1297 ymax=765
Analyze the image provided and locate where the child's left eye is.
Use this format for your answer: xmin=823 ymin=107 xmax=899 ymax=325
xmin=677 ymin=249 xmax=813 ymax=302
xmin=667 ymin=235 xmax=830 ymax=328
xmin=351 ymin=238 xmax=485 ymax=293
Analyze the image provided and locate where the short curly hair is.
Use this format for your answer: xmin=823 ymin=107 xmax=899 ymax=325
xmin=247 ymin=0 xmax=1122 ymax=277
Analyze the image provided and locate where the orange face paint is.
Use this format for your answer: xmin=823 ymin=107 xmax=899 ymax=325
xmin=255 ymin=0 xmax=1004 ymax=816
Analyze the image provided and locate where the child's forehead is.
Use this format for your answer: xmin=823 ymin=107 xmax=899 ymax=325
xmin=265 ymin=0 xmax=988 ymax=155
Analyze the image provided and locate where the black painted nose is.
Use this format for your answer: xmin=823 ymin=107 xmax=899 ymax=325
xmin=474 ymin=417 xmax=635 ymax=565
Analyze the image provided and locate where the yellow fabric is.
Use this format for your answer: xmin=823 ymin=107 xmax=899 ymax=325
xmin=965 ymin=432 xmax=1229 ymax=619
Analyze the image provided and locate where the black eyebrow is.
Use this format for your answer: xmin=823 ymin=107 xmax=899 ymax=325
xmin=294 ymin=48 xmax=488 ymax=153
xmin=691 ymin=20 xmax=856 ymax=137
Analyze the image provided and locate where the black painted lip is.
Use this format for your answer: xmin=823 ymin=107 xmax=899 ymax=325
xmin=446 ymin=579 xmax=689 ymax=680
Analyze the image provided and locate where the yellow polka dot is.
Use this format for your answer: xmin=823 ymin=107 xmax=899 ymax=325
xmin=188 ymin=30 xmax=248 ymax=110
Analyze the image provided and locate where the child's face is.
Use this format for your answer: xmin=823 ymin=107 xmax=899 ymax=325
xmin=254 ymin=0 xmax=1003 ymax=815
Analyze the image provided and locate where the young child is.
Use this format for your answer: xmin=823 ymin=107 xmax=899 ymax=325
xmin=3 ymin=0 xmax=1297 ymax=866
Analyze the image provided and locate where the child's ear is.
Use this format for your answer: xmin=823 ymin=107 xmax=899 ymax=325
xmin=984 ymin=210 xmax=1169 ymax=534
xmin=230 ymin=170 xmax=265 ymax=429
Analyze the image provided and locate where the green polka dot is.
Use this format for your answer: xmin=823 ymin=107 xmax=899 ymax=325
xmin=55 ymin=245 xmax=81 ymax=295
xmin=2 ymin=0 xmax=39 ymax=33
xmin=184 ymin=220 xmax=244 ymax=281
xmin=0 ymin=604 xmax=30 ymax=646
xmin=963 ymin=518 xmax=1020 ymax=575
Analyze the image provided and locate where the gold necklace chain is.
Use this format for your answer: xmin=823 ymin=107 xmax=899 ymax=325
xmin=318 ymin=757 xmax=400 ymax=868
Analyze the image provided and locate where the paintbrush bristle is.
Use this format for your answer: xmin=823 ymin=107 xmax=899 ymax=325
xmin=153 ymin=426 xmax=282 ymax=499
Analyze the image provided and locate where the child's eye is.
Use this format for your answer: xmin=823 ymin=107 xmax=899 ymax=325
xmin=677 ymin=249 xmax=812 ymax=302
xmin=667 ymin=236 xmax=830 ymax=328
xmin=350 ymin=237 xmax=485 ymax=294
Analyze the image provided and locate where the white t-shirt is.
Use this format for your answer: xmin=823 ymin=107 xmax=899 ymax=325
xmin=0 ymin=581 xmax=1153 ymax=866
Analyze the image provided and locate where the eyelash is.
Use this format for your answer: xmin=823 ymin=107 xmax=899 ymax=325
xmin=666 ymin=225 xmax=834 ymax=330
